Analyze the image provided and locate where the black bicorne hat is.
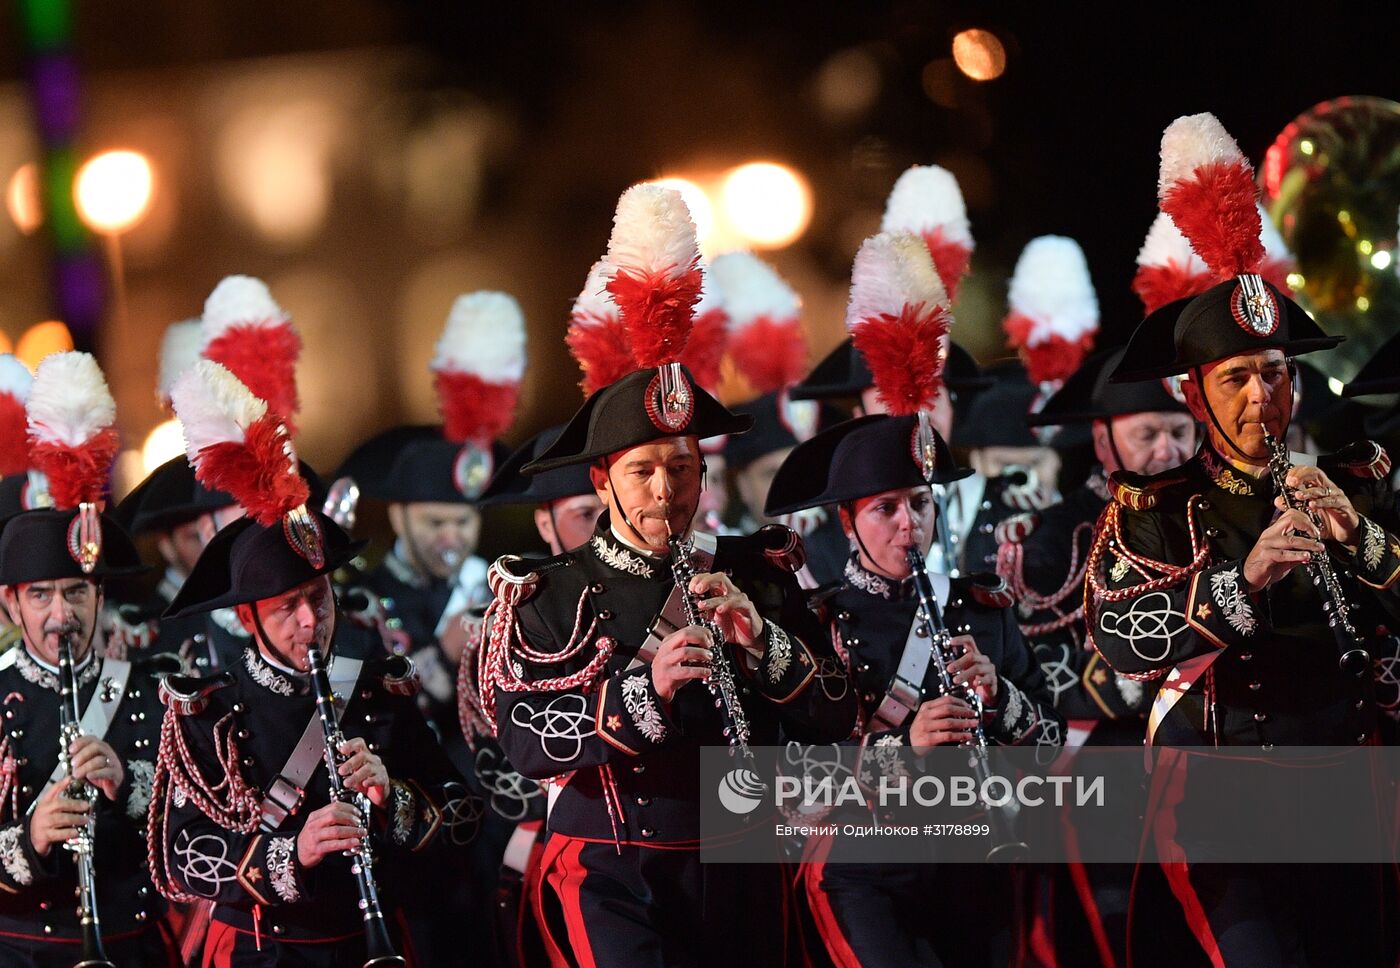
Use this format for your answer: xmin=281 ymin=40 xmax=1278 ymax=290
xmin=476 ymin=425 xmax=595 ymax=507
xmin=164 ymin=509 xmax=366 ymax=618
xmin=789 ymin=337 xmax=991 ymax=402
xmin=1111 ymin=278 xmax=1344 ymax=383
xmin=1342 ymin=324 xmax=1400 ymax=398
xmin=1029 ymin=347 xmax=1189 ymax=427
xmin=0 ymin=471 xmax=51 ymax=521
xmin=0 ymin=509 xmax=146 ymax=585
xmin=523 ymin=364 xmax=752 ymax=475
xmin=336 ymin=424 xmax=509 ymax=504
xmin=765 ymin=414 xmax=971 ymax=516
xmin=951 ymin=361 xmax=1044 ymax=449
xmin=722 ymin=391 xmax=824 ymax=470
xmin=114 ymin=456 xmax=235 ymax=536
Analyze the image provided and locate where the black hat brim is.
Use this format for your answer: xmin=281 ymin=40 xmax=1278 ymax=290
xmin=1342 ymin=326 xmax=1400 ymax=398
xmin=789 ymin=338 xmax=992 ymax=403
xmin=1030 ymin=346 xmax=1188 ymax=426
xmin=0 ymin=510 xmax=148 ymax=585
xmin=476 ymin=426 xmax=596 ymax=507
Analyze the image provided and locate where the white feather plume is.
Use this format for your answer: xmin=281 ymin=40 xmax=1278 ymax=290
xmin=1007 ymin=236 xmax=1099 ymax=343
xmin=880 ymin=165 xmax=974 ymax=247
xmin=0 ymin=355 xmax=32 ymax=400
xmin=605 ymin=184 xmax=699 ymax=278
xmin=170 ymin=360 xmax=267 ymax=460
xmin=694 ymin=262 xmax=724 ymax=317
xmin=1136 ymin=211 xmax=1208 ymax=272
xmin=158 ymin=319 xmax=204 ymax=402
xmin=201 ymin=275 xmax=287 ymax=344
xmin=26 ymin=352 xmax=116 ymax=447
xmin=571 ymin=259 xmax=618 ymax=322
xmin=845 ymin=232 xmax=948 ymax=331
xmin=1257 ymin=203 xmax=1291 ymax=263
xmin=431 ymin=291 xmax=527 ymax=381
xmin=1158 ymin=113 xmax=1245 ymax=199
xmin=709 ymin=252 xmax=800 ymax=329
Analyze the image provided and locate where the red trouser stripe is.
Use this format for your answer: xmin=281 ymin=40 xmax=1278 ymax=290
xmin=800 ymin=835 xmax=863 ymax=968
xmin=541 ymin=834 xmax=598 ymax=968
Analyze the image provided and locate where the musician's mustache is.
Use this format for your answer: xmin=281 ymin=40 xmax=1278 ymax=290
xmin=43 ymin=620 xmax=82 ymax=637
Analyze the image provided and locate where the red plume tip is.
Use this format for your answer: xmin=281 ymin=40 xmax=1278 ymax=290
xmin=192 ymin=414 xmax=308 ymax=527
xmin=1007 ymin=325 xmax=1095 ymax=386
xmin=921 ymin=228 xmax=973 ymax=303
xmin=679 ymin=308 xmax=728 ymax=391
xmin=608 ymin=266 xmax=703 ymax=369
xmin=0 ymin=394 xmax=29 ymax=478
xmin=566 ymin=314 xmax=636 ymax=396
xmin=435 ymin=371 xmax=519 ymax=445
xmin=1131 ymin=262 xmax=1215 ymax=315
xmin=1160 ymin=160 xmax=1265 ymax=278
xmin=28 ymin=427 xmax=120 ymax=509
xmin=728 ymin=317 xmax=807 ymax=395
xmin=851 ymin=304 xmax=951 ymax=417
xmin=204 ymin=323 xmax=302 ymax=433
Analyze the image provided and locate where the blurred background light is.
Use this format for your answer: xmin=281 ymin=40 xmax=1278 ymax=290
xmin=812 ymin=47 xmax=882 ymax=122
xmin=6 ymin=163 xmax=42 ymax=234
xmin=16 ymin=319 xmax=74 ymax=369
xmin=719 ymin=162 xmax=812 ymax=249
xmin=140 ymin=417 xmax=184 ymax=474
xmin=951 ymin=29 xmax=1006 ymax=81
xmin=74 ymin=149 xmax=153 ymax=234
xmin=649 ymin=176 xmax=715 ymax=247
xmin=217 ymin=100 xmax=334 ymax=245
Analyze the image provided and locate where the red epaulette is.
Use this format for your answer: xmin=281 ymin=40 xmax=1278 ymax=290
xmin=1322 ymin=441 xmax=1392 ymax=481
xmin=1107 ymin=470 xmax=1188 ymax=511
xmin=158 ymin=672 xmax=233 ymax=716
xmin=968 ymin=572 xmax=1015 ymax=609
xmin=487 ymin=554 xmax=547 ymax=606
xmin=994 ymin=511 xmax=1039 ymax=546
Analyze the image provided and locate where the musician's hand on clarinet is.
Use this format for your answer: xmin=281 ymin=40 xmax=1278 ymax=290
xmin=652 ymin=626 xmax=713 ymax=703
xmin=1279 ymin=465 xmax=1360 ymax=547
xmin=689 ymin=572 xmax=764 ymax=650
xmin=69 ymin=735 xmax=123 ymax=801
xmin=297 ymin=801 xmax=366 ymax=868
xmin=337 ymin=738 xmax=389 ymax=808
xmin=28 ymin=782 xmax=92 ymax=856
xmin=910 ymin=696 xmax=980 ymax=754
xmin=946 ymin=634 xmax=998 ymax=704
xmin=1244 ymin=508 xmax=1324 ymax=592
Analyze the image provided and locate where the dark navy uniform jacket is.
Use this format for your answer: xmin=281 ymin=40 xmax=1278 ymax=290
xmin=488 ymin=517 xmax=858 ymax=847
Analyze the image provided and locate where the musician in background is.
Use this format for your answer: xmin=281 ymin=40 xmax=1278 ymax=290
xmin=1088 ymin=113 xmax=1400 ymax=966
xmin=0 ymin=352 xmax=177 ymax=966
xmin=483 ymin=183 xmax=855 ymax=967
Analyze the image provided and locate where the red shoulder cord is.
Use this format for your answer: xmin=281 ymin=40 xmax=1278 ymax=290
xmin=996 ymin=521 xmax=1095 ymax=637
xmin=1082 ymin=497 xmax=1211 ymax=682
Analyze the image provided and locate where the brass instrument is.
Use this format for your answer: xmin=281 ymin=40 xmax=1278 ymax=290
xmin=305 ymin=647 xmax=405 ymax=968
xmin=665 ymin=523 xmax=754 ymax=762
xmin=56 ymin=632 xmax=115 ymax=968
xmin=1260 ymin=427 xmax=1369 ymax=676
xmin=906 ymin=549 xmax=1028 ymax=862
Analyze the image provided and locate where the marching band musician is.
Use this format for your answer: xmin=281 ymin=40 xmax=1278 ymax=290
xmin=148 ymin=361 xmax=480 ymax=967
xmin=0 ymin=352 xmax=178 ymax=966
xmin=1087 ymin=113 xmax=1400 ymax=967
xmin=480 ymin=185 xmax=856 ymax=966
xmin=766 ymin=232 xmax=1062 ymax=968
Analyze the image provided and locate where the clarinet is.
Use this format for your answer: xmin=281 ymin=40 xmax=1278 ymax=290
xmin=56 ymin=633 xmax=115 ymax=968
xmin=906 ymin=549 xmax=1029 ymax=862
xmin=305 ymin=647 xmax=406 ymax=968
xmin=665 ymin=524 xmax=754 ymax=762
xmin=1260 ymin=427 xmax=1370 ymax=676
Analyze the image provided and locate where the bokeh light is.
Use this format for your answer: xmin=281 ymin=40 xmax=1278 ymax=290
xmin=5 ymin=163 xmax=42 ymax=234
xmin=141 ymin=418 xmax=186 ymax=475
xmin=217 ymin=101 xmax=333 ymax=245
xmin=951 ymin=29 xmax=1006 ymax=81
xmin=719 ymin=162 xmax=812 ymax=249
xmin=74 ymin=150 xmax=154 ymax=234
xmin=16 ymin=321 xmax=74 ymax=369
xmin=649 ymin=176 xmax=715 ymax=247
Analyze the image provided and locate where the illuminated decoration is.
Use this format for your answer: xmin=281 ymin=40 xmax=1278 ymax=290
xmin=74 ymin=150 xmax=154 ymax=234
xmin=141 ymin=418 xmax=185 ymax=475
xmin=16 ymin=319 xmax=74 ymax=369
xmin=719 ymin=162 xmax=813 ymax=249
xmin=951 ymin=29 xmax=1007 ymax=81
xmin=19 ymin=0 xmax=104 ymax=348
xmin=5 ymin=163 xmax=42 ymax=234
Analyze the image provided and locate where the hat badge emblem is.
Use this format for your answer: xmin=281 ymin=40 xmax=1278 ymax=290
xmin=645 ymin=362 xmax=694 ymax=433
xmin=1230 ymin=273 xmax=1280 ymax=337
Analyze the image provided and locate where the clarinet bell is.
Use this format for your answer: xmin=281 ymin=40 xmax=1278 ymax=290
xmin=1339 ymin=647 xmax=1371 ymax=677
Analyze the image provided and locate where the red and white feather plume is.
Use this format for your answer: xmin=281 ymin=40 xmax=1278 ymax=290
xmin=431 ymin=292 xmax=527 ymax=446
xmin=157 ymin=319 xmax=203 ymax=411
xmin=25 ymin=352 xmax=119 ymax=510
xmin=1158 ymin=113 xmax=1265 ymax=279
xmin=880 ymin=165 xmax=975 ymax=302
xmin=1132 ymin=212 xmax=1214 ymax=314
xmin=0 ymin=355 xmax=33 ymax=478
xmin=1256 ymin=203 xmax=1296 ymax=295
xmin=845 ymin=232 xmax=952 ymax=417
xmin=603 ymin=184 xmax=703 ymax=369
xmin=566 ymin=259 xmax=634 ymax=396
xmin=170 ymin=360 xmax=307 ymax=527
xmin=710 ymin=251 xmax=807 ymax=395
xmin=678 ymin=263 xmax=729 ymax=391
xmin=1003 ymin=236 xmax=1100 ymax=386
xmin=201 ymin=275 xmax=302 ymax=433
